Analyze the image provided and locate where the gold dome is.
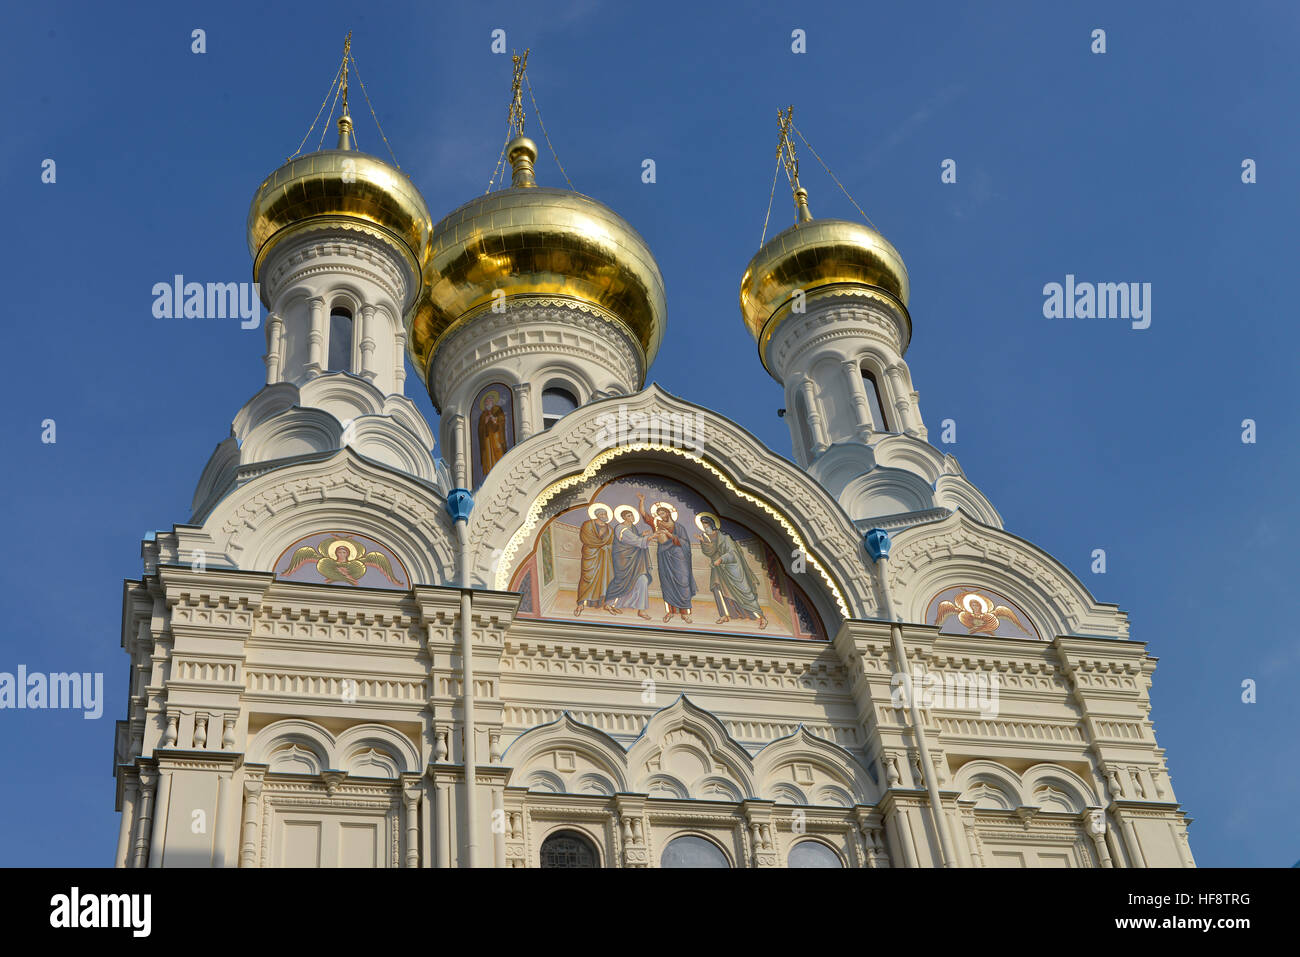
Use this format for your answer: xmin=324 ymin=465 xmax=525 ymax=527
xmin=246 ymin=129 xmax=433 ymax=287
xmin=407 ymin=138 xmax=666 ymax=392
xmin=740 ymin=217 xmax=910 ymax=367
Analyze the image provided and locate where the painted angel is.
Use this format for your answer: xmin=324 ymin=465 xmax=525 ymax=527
xmin=283 ymin=536 xmax=403 ymax=586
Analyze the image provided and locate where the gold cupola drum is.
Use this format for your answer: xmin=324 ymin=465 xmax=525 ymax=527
xmin=406 ymin=51 xmax=667 ymax=408
xmin=740 ymin=108 xmax=910 ymax=377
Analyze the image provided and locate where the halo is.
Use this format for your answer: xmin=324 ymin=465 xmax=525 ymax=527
xmin=961 ymin=592 xmax=989 ymax=615
xmin=694 ymin=511 xmax=721 ymax=533
xmin=649 ymin=501 xmax=678 ymax=522
xmin=614 ymin=505 xmax=639 ymax=524
xmin=324 ymin=538 xmax=362 ymax=562
xmin=480 ymin=389 xmax=502 ymax=411
xmin=587 ymin=502 xmax=614 ymax=521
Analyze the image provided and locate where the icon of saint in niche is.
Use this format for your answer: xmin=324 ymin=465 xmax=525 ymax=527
xmin=638 ymin=493 xmax=697 ymax=623
xmin=574 ymin=503 xmax=616 ymax=616
xmin=604 ymin=505 xmax=655 ymax=620
xmin=478 ymin=389 xmax=508 ymax=476
xmin=696 ymin=513 xmax=767 ymax=629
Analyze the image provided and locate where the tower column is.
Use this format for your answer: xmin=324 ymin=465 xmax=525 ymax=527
xmin=516 ymin=382 xmax=535 ymax=440
xmin=394 ymin=326 xmax=408 ymax=392
xmin=306 ymin=296 xmax=326 ymax=379
xmin=841 ymin=357 xmax=875 ymax=439
xmin=800 ymin=377 xmax=830 ymax=456
xmin=451 ymin=414 xmax=469 ymax=488
xmin=264 ymin=313 xmax=284 ymax=385
xmin=886 ymin=363 xmax=923 ymax=436
xmin=359 ymin=303 xmax=378 ymax=381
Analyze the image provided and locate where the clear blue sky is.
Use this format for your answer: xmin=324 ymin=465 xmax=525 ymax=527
xmin=2 ymin=0 xmax=1296 ymax=867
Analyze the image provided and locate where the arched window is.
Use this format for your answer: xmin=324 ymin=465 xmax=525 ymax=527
xmin=541 ymin=385 xmax=578 ymax=430
xmin=860 ymin=366 xmax=889 ymax=431
xmin=788 ymin=840 xmax=844 ymax=868
xmin=660 ymin=835 xmax=730 ymax=868
xmin=539 ymin=830 xmax=599 ymax=868
xmin=328 ymin=306 xmax=353 ymax=372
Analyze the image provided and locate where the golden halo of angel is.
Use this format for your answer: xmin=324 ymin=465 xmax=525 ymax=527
xmin=933 ymin=589 xmax=1027 ymax=636
xmin=649 ymin=501 xmax=678 ymax=522
xmin=480 ymin=390 xmax=501 ymax=411
xmin=283 ymin=535 xmax=404 ymax=587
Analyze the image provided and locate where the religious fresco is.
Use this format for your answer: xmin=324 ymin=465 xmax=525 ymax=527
xmin=472 ymin=382 xmax=515 ymax=487
xmin=274 ymin=531 xmax=408 ymax=590
xmin=508 ymin=474 xmax=827 ymax=639
xmin=926 ymin=586 xmax=1039 ymax=639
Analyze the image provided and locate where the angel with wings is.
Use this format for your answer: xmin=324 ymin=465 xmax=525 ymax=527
xmin=933 ymin=590 xmax=1028 ymax=636
xmin=282 ymin=536 xmax=403 ymax=587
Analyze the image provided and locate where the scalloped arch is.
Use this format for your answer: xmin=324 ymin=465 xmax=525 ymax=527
xmin=196 ymin=450 xmax=455 ymax=583
xmin=466 ymin=385 xmax=877 ymax=618
xmin=887 ymin=511 xmax=1127 ymax=639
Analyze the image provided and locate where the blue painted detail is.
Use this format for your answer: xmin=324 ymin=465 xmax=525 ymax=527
xmin=864 ymin=528 xmax=891 ymax=562
xmin=445 ymin=487 xmax=475 ymax=522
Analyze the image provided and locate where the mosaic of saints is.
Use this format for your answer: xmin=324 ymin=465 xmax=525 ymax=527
xmin=478 ymin=389 xmax=508 ymax=475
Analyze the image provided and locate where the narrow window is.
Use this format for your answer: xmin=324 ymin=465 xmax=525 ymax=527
xmin=541 ymin=385 xmax=578 ymax=430
xmin=861 ymin=367 xmax=889 ymax=431
xmin=328 ymin=306 xmax=353 ymax=372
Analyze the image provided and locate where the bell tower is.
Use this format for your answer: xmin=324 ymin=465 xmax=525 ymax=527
xmin=192 ymin=35 xmax=442 ymax=520
xmin=406 ymin=52 xmax=666 ymax=490
xmin=740 ymin=108 xmax=927 ymax=471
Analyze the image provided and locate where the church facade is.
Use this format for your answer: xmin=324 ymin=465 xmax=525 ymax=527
xmin=111 ymin=55 xmax=1194 ymax=868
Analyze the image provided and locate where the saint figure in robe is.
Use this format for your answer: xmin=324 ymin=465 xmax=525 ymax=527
xmin=638 ymin=492 xmax=697 ymax=623
xmin=478 ymin=391 xmax=509 ymax=476
xmin=697 ymin=514 xmax=767 ymax=629
xmin=603 ymin=506 xmax=656 ymax=619
xmin=574 ymin=505 xmax=616 ymax=616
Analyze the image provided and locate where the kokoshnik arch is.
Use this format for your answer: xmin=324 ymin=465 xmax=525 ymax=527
xmin=111 ymin=43 xmax=1193 ymax=869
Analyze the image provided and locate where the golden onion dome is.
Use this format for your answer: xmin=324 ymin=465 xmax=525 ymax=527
xmin=740 ymin=193 xmax=910 ymax=370
xmin=246 ymin=114 xmax=433 ymax=289
xmin=407 ymin=136 xmax=666 ymax=393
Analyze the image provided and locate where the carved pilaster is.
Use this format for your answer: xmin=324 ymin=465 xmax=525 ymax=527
xmin=240 ymin=767 xmax=266 ymax=868
xmin=402 ymin=775 xmax=423 ymax=868
xmin=1085 ymin=808 xmax=1114 ymax=868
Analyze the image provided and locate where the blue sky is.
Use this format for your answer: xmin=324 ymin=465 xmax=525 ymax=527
xmin=2 ymin=0 xmax=1296 ymax=867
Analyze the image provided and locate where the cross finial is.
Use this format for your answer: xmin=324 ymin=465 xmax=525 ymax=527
xmin=778 ymin=106 xmax=812 ymax=222
xmin=337 ymin=31 xmax=354 ymax=150
xmin=508 ymin=49 xmax=530 ymax=137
